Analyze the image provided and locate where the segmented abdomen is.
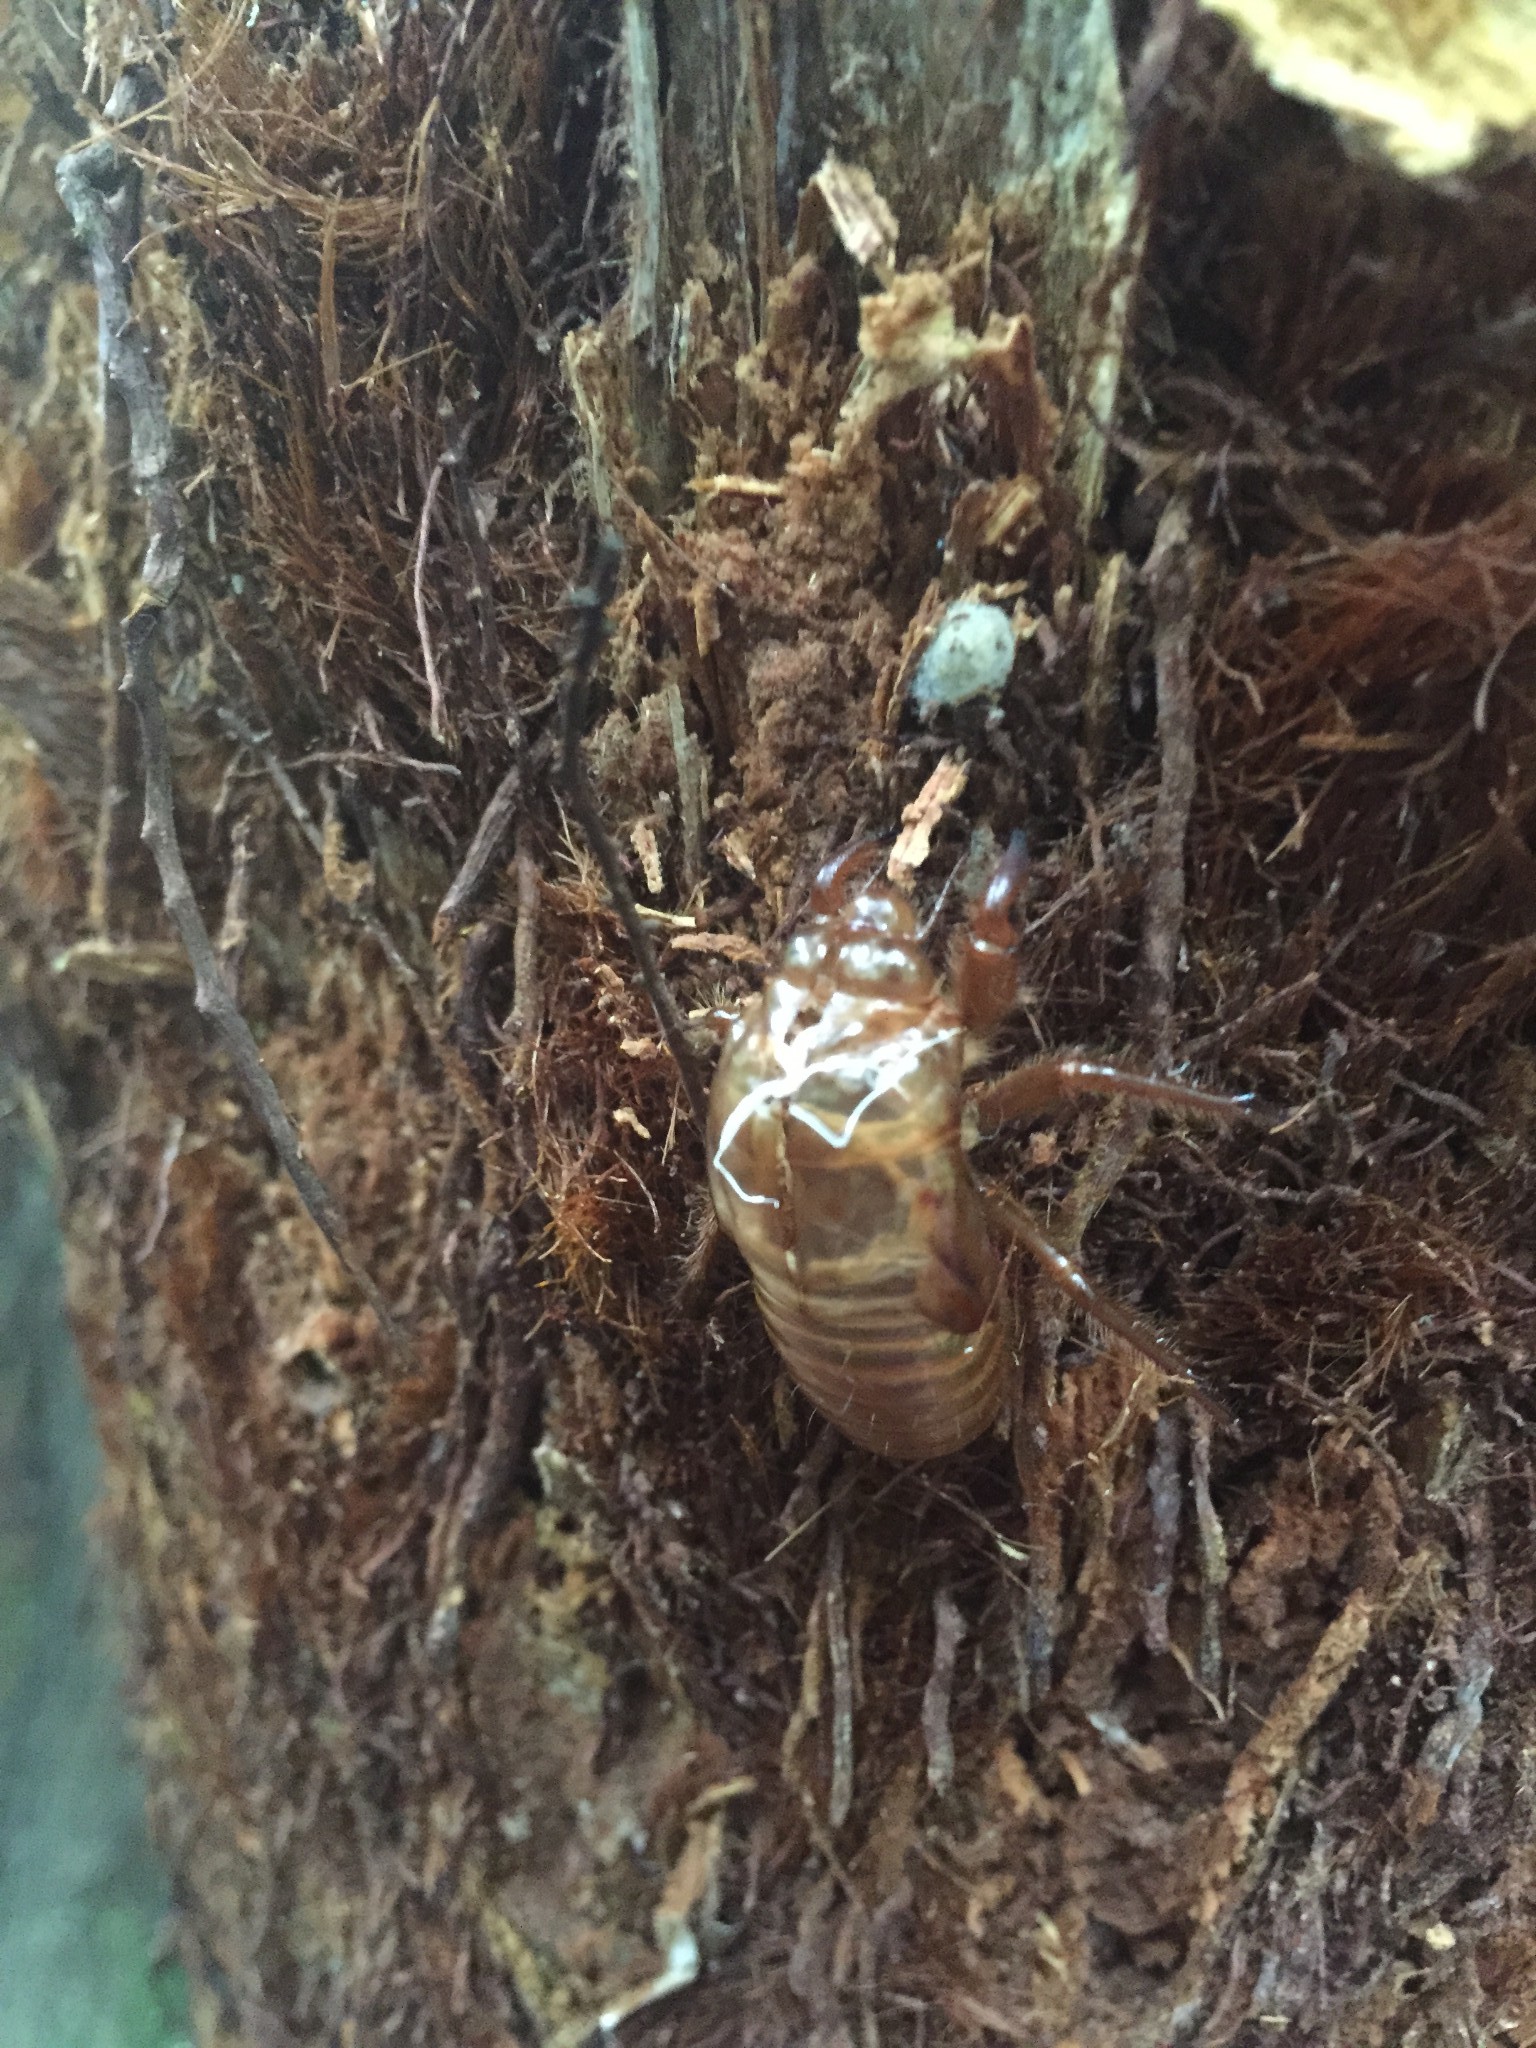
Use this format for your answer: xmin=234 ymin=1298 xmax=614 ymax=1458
xmin=752 ymin=1255 xmax=1009 ymax=1460
xmin=708 ymin=977 xmax=1010 ymax=1461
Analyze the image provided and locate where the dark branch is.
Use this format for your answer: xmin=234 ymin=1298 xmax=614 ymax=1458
xmin=57 ymin=76 xmax=407 ymax=1360
xmin=121 ymin=616 xmax=408 ymax=1354
xmin=213 ymin=694 xmax=438 ymax=1045
xmin=1140 ymin=494 xmax=1203 ymax=1060
xmin=435 ymin=760 xmax=522 ymax=940
xmin=432 ymin=407 xmax=525 ymax=939
xmin=556 ymin=531 xmax=710 ymax=1131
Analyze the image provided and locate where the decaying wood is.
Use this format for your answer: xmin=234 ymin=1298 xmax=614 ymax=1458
xmin=5 ymin=0 xmax=1536 ymax=2042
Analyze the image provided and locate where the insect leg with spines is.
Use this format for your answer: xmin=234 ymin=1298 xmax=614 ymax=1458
xmin=952 ymin=836 xmax=1252 ymax=1406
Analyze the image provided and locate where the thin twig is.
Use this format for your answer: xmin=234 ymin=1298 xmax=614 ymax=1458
xmin=89 ymin=398 xmax=136 ymax=933
xmin=1142 ymin=1404 xmax=1183 ymax=1655
xmin=410 ymin=402 xmax=493 ymax=749
xmin=1446 ymin=1477 xmax=1495 ymax=1832
xmin=777 ymin=1425 xmax=841 ymax=1537
xmin=289 ymin=747 xmax=462 ymax=777
xmin=1190 ymin=1408 xmax=1227 ymax=1695
xmin=1140 ymin=494 xmax=1203 ymax=1060
xmin=557 ymin=531 xmax=710 ymax=1130
xmin=1012 ymin=1286 xmax=1064 ymax=1704
xmin=1004 ymin=1576 xmax=1034 ymax=1717
xmin=214 ymin=697 xmax=439 ymax=1042
xmin=214 ymin=808 xmax=257 ymax=995
xmin=125 ymin=622 xmax=408 ymax=1353
xmin=412 ymin=454 xmax=450 ymax=740
xmin=922 ymin=1586 xmax=965 ymax=1797
xmin=135 ymin=1111 xmax=185 ymax=1266
xmin=447 ymin=920 xmax=502 ymax=1116
xmin=426 ymin=1292 xmax=538 ymax=1665
xmin=55 ymin=73 xmax=183 ymax=592
xmin=57 ymin=76 xmax=407 ymax=1361
xmin=505 ymin=821 xmax=545 ymax=1185
xmin=508 ymin=821 xmax=543 ymax=1070
xmin=824 ymin=1520 xmax=854 ymax=1829
xmin=435 ymin=760 xmax=522 ymax=940
xmin=443 ymin=411 xmax=504 ymax=700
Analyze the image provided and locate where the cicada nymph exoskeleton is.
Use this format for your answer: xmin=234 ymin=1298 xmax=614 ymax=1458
xmin=707 ymin=839 xmax=1249 ymax=1459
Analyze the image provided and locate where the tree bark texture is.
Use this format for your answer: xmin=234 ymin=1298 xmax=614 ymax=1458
xmin=4 ymin=1 xmax=1536 ymax=2044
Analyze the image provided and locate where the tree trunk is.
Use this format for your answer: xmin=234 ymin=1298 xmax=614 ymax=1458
xmin=5 ymin=1 xmax=1536 ymax=2043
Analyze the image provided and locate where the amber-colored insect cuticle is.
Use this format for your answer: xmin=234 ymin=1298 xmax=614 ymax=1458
xmin=706 ymin=840 xmax=1250 ymax=1461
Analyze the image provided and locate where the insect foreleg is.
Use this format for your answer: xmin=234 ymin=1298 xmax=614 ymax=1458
xmin=972 ymin=1057 xmax=1253 ymax=1137
xmin=984 ymin=1187 xmax=1231 ymax=1425
xmin=949 ymin=830 xmax=1028 ymax=1035
xmin=808 ymin=839 xmax=887 ymax=914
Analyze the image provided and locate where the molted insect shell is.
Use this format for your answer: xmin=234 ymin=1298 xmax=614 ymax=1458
xmin=707 ymin=880 xmax=1011 ymax=1460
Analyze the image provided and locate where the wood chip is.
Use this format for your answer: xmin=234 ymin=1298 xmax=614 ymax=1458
xmin=51 ymin=938 xmax=194 ymax=986
xmin=668 ymin=931 xmax=768 ymax=963
xmin=688 ymin=474 xmax=785 ymax=498
xmin=803 ymin=155 xmax=899 ymax=274
xmin=1085 ymin=1710 xmax=1169 ymax=1776
xmin=631 ymin=819 xmax=664 ymax=894
xmin=1196 ymin=1588 xmax=1375 ymax=1923
xmin=994 ymin=1740 xmax=1047 ymax=1821
xmin=686 ymin=1775 xmax=757 ymax=1818
xmin=1056 ymin=1748 xmax=1093 ymax=1798
xmin=922 ymin=1587 xmax=965 ymax=1795
xmin=719 ymin=829 xmax=757 ymax=881
xmin=654 ymin=1811 xmax=721 ymax=1946
xmin=888 ymin=753 xmax=968 ymax=881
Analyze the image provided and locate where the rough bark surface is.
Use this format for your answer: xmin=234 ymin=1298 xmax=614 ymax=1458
xmin=5 ymin=1 xmax=1536 ymax=2044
